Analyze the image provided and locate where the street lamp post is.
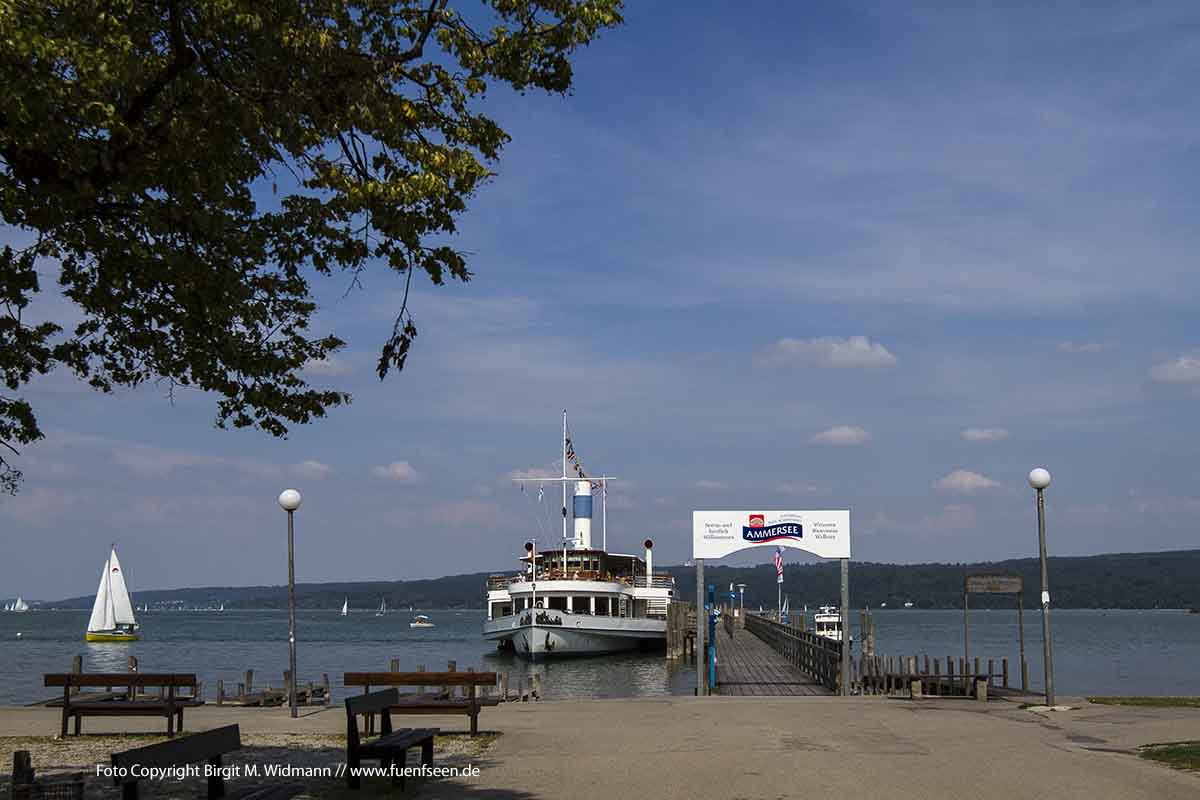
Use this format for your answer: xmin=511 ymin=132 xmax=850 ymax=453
xmin=278 ymin=488 xmax=302 ymax=719
xmin=1027 ymin=468 xmax=1054 ymax=707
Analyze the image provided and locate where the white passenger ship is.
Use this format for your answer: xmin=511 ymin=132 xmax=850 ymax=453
xmin=483 ymin=413 xmax=676 ymax=658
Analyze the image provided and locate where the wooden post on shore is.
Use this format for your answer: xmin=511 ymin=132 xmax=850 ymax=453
xmin=947 ymin=658 xmax=956 ymax=696
xmin=390 ymin=657 xmax=399 ymax=673
xmin=1021 ymin=658 xmax=1030 ymax=693
xmin=417 ymin=664 xmax=426 ymax=696
xmin=445 ymin=660 xmax=456 ymax=699
xmin=217 ymin=680 xmax=224 ymax=705
xmin=933 ymin=659 xmax=941 ymax=695
xmin=1002 ymin=658 xmax=1009 ymax=689
xmin=71 ymin=655 xmax=82 ymax=696
xmin=245 ymin=670 xmax=254 ymax=696
xmin=321 ymin=673 xmax=330 ymax=704
xmin=988 ymin=659 xmax=995 ymax=687
xmin=532 ymin=673 xmax=542 ymax=700
xmin=500 ymin=672 xmax=509 ymax=702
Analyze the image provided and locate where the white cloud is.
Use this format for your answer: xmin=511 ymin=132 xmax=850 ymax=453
xmin=292 ymin=460 xmax=332 ymax=480
xmin=371 ymin=461 xmax=419 ymax=482
xmin=507 ymin=466 xmax=559 ymax=481
xmin=303 ymin=356 xmax=353 ymax=377
xmin=812 ymin=426 xmax=871 ymax=446
xmin=933 ymin=469 xmax=1001 ymax=494
xmin=776 ymin=482 xmax=830 ymax=495
xmin=694 ymin=480 xmax=729 ymax=491
xmin=757 ymin=336 xmax=897 ymax=369
xmin=961 ymin=427 xmax=1010 ymax=443
xmin=1058 ymin=341 xmax=1109 ymax=354
xmin=1150 ymin=356 xmax=1200 ymax=385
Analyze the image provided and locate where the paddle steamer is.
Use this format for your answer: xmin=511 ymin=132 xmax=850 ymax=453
xmin=483 ymin=412 xmax=676 ymax=658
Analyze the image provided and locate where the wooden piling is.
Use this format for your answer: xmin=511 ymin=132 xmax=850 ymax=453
xmin=71 ymin=655 xmax=82 ymax=696
xmin=1002 ymin=657 xmax=1009 ymax=689
xmin=500 ymin=672 xmax=509 ymax=702
xmin=445 ymin=660 xmax=457 ymax=699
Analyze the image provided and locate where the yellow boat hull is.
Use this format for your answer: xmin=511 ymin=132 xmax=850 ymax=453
xmin=85 ymin=631 xmax=140 ymax=642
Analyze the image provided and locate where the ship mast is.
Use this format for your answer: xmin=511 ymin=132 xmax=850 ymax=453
xmin=562 ymin=409 xmax=568 ymax=571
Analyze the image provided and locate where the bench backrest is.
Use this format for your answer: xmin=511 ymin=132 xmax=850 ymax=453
xmin=46 ymin=673 xmax=198 ymax=688
xmin=110 ymin=725 xmax=240 ymax=784
xmin=344 ymin=671 xmax=496 ymax=687
xmin=345 ymin=687 xmax=400 ymax=717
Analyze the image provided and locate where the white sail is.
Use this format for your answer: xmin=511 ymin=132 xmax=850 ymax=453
xmin=341 ymin=598 xmax=348 ymax=616
xmin=87 ymin=557 xmax=113 ymax=632
xmin=107 ymin=549 xmax=137 ymax=625
xmin=13 ymin=596 xmax=28 ymax=612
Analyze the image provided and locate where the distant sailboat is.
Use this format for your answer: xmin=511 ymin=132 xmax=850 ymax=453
xmin=375 ymin=598 xmax=386 ymax=617
xmin=12 ymin=596 xmax=29 ymax=613
xmin=85 ymin=546 xmax=140 ymax=642
xmin=218 ymin=603 xmax=225 ymax=612
xmin=341 ymin=598 xmax=348 ymax=617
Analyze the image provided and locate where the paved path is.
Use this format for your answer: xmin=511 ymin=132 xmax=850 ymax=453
xmin=715 ymin=625 xmax=832 ymax=695
xmin=2 ymin=697 xmax=1198 ymax=799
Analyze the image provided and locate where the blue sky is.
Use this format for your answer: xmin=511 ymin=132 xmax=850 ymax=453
xmin=5 ymin=1 xmax=1200 ymax=600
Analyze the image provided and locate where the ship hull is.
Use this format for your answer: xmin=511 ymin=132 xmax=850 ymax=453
xmin=484 ymin=612 xmax=664 ymax=658
xmin=85 ymin=631 xmax=140 ymax=642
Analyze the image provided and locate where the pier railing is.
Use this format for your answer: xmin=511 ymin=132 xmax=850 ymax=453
xmin=744 ymin=613 xmax=843 ymax=692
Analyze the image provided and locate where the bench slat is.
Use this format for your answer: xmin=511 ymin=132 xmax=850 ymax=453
xmin=45 ymin=673 xmax=198 ymax=688
xmin=111 ymin=724 xmax=240 ymax=780
xmin=345 ymin=688 xmax=399 ymax=716
xmin=344 ymin=671 xmax=496 ymax=686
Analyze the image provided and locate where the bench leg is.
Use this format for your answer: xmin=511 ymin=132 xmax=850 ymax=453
xmin=73 ymin=713 xmax=81 ymax=736
xmin=396 ymin=750 xmax=407 ymax=790
xmin=167 ymin=710 xmax=175 ymax=737
xmin=470 ymin=705 xmax=478 ymax=736
xmin=123 ymin=780 xmax=140 ymax=800
xmin=61 ymin=706 xmax=69 ymax=737
xmin=346 ymin=752 xmax=360 ymax=790
xmin=207 ymin=756 xmax=225 ymax=799
xmin=422 ymin=738 xmax=434 ymax=767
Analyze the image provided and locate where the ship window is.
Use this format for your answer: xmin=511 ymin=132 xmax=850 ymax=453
xmin=594 ymin=597 xmax=610 ymax=616
xmin=515 ymin=598 xmax=526 ymax=612
xmin=548 ymin=596 xmax=568 ymax=611
xmin=572 ymin=596 xmax=591 ymax=614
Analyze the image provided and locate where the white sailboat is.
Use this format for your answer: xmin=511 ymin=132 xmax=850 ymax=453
xmin=341 ymin=598 xmax=348 ymax=617
xmin=375 ymin=598 xmax=386 ymax=617
xmin=12 ymin=596 xmax=29 ymax=613
xmin=85 ymin=546 xmax=140 ymax=642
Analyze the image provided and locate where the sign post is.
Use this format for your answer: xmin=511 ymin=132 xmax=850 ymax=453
xmin=695 ymin=558 xmax=706 ymax=696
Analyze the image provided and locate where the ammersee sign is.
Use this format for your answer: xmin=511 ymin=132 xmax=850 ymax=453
xmin=693 ymin=510 xmax=850 ymax=560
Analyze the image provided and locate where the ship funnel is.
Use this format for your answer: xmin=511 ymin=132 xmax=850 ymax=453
xmin=644 ymin=539 xmax=654 ymax=588
xmin=573 ymin=480 xmax=593 ymax=550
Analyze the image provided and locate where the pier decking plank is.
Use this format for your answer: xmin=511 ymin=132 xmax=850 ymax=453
xmin=714 ymin=626 xmax=833 ymax=696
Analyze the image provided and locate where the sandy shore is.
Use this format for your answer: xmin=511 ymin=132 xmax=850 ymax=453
xmin=2 ymin=696 xmax=1197 ymax=799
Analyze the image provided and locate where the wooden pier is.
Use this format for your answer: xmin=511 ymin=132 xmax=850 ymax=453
xmin=714 ymin=625 xmax=833 ymax=696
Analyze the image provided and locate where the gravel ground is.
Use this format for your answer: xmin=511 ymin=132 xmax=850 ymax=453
xmin=1 ymin=732 xmax=496 ymax=798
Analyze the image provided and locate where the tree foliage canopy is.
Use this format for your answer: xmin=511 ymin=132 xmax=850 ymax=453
xmin=0 ymin=0 xmax=622 ymax=493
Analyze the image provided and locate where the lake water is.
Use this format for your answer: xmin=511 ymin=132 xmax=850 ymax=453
xmin=0 ymin=608 xmax=1195 ymax=704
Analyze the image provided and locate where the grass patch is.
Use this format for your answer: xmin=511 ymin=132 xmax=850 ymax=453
xmin=1088 ymin=696 xmax=1200 ymax=708
xmin=1139 ymin=741 xmax=1200 ymax=772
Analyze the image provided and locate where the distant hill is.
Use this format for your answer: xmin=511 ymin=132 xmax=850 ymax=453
xmin=42 ymin=549 xmax=1200 ymax=610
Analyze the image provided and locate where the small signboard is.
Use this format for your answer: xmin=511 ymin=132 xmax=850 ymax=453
xmin=964 ymin=575 xmax=1023 ymax=594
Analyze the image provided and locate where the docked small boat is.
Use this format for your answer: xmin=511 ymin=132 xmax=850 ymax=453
xmin=484 ymin=412 xmax=676 ymax=658
xmin=409 ymin=614 xmax=435 ymax=629
xmin=813 ymin=606 xmax=845 ymax=642
xmin=86 ymin=546 xmax=140 ymax=642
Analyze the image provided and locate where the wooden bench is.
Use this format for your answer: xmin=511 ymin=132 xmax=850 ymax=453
xmin=110 ymin=724 xmax=302 ymax=800
xmin=344 ymin=689 xmax=437 ymax=791
xmin=44 ymin=673 xmax=202 ymax=736
xmin=344 ymin=670 xmax=498 ymax=736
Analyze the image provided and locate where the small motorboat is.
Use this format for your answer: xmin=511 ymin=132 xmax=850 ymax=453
xmin=409 ymin=614 xmax=435 ymax=629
